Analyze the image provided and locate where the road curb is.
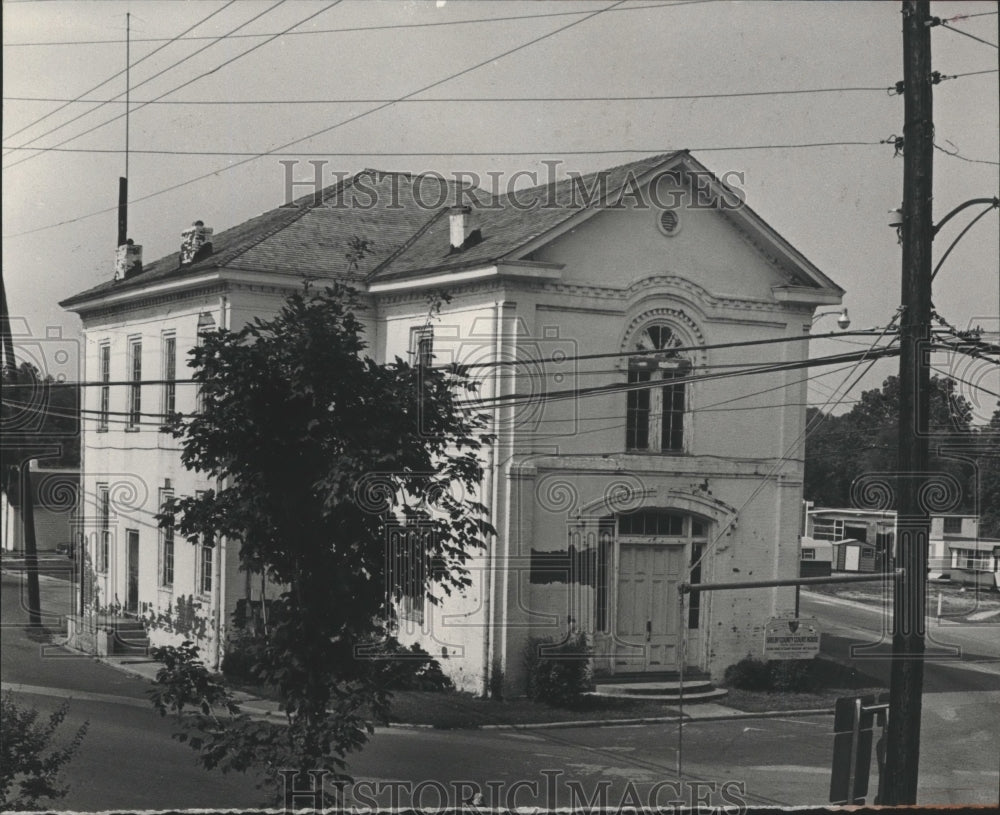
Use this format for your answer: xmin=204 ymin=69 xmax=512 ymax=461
xmin=35 ymin=635 xmax=841 ymax=730
xmin=378 ymin=707 xmax=834 ymax=732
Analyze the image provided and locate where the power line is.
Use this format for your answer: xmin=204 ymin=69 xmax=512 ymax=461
xmin=3 ymin=0 xmax=286 ymax=159
xmin=465 ymin=346 xmax=901 ymax=410
xmin=951 ymin=68 xmax=999 ymax=76
xmin=0 ymin=0 xmax=689 ymax=239
xmin=944 ymin=11 xmax=999 ymax=21
xmin=3 ymin=1 xmax=344 ymax=171
xmin=938 ymin=20 xmax=999 ymax=49
xmin=0 ymin=136 xmax=872 ymax=243
xmin=2 ymin=141 xmax=886 ymax=159
xmin=685 ymin=312 xmax=902 ymax=579
xmin=2 ymin=85 xmax=894 ymax=106
xmin=928 ymin=366 xmax=1000 ymax=400
xmin=5 ymin=343 xmax=900 ymax=421
xmin=48 ymin=329 xmax=892 ymax=387
xmin=933 ymin=142 xmax=1000 ymax=165
xmin=1 ymin=352 xmax=884 ymax=428
xmin=0 ymin=0 xmax=718 ymax=48
xmin=1 ymin=1 xmax=238 ymax=145
xmin=458 ymin=329 xmax=892 ymax=372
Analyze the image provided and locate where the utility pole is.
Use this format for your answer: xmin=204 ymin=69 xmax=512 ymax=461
xmin=20 ymin=462 xmax=43 ymax=627
xmin=883 ymin=0 xmax=933 ymax=805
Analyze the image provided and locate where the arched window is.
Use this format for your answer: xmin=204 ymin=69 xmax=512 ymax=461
xmin=625 ymin=324 xmax=690 ymax=452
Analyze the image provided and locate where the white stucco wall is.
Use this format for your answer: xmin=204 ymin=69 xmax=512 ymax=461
xmin=69 ymin=168 xmax=837 ymax=691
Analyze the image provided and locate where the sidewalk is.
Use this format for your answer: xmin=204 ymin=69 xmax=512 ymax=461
xmin=6 ymin=569 xmax=835 ymax=730
xmin=92 ymin=651 xmax=832 ymax=730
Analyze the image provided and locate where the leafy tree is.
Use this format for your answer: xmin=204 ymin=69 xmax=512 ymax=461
xmin=0 ymin=692 xmax=88 ymax=810
xmin=154 ymin=283 xmax=493 ymax=795
xmin=805 ymin=375 xmax=977 ymax=509
xmin=1 ymin=363 xmax=80 ymax=488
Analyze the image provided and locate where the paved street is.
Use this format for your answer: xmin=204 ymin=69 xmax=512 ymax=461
xmin=801 ymin=590 xmax=1000 ymax=804
xmin=1 ymin=573 xmax=269 ymax=810
xmin=3 ymin=572 xmax=999 ymax=809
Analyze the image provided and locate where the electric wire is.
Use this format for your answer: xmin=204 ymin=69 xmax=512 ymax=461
xmin=928 ymin=366 xmax=1000 ymax=400
xmin=2 ymin=142 xmax=887 ymax=159
xmin=1 ymin=1 xmax=238 ymax=144
xmin=3 ymin=0 xmax=633 ymax=239
xmin=933 ymin=143 xmax=1000 ymax=166
xmin=686 ymin=310 xmax=903 ymax=577
xmin=3 ymin=1 xmax=287 ymax=160
xmin=2 ymin=85 xmax=896 ymax=106
xmin=0 ymin=1 xmax=721 ymax=48
xmin=4 ymin=1 xmax=347 ymax=172
xmin=1 ymin=345 xmax=899 ymax=426
xmin=938 ymin=20 xmax=999 ymax=50
xmin=464 ymin=347 xmax=901 ymax=410
xmin=944 ymin=12 xmax=1000 ymax=21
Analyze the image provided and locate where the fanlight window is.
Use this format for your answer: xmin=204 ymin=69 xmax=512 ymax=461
xmin=625 ymin=324 xmax=690 ymax=452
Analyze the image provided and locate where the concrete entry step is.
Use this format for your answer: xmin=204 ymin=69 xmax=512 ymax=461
xmin=105 ymin=619 xmax=150 ymax=656
xmin=594 ymin=670 xmax=712 ymax=684
xmin=587 ymin=686 xmax=730 ymax=703
xmin=592 ymin=670 xmax=726 ymax=702
xmin=594 ymin=680 xmax=716 ymax=695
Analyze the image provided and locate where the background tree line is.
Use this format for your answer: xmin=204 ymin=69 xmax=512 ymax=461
xmin=804 ymin=375 xmax=1000 ymax=537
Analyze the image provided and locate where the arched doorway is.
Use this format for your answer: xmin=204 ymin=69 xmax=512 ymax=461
xmin=610 ymin=509 xmax=708 ymax=672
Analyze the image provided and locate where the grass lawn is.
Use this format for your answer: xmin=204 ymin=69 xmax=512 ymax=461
xmin=721 ymin=686 xmax=884 ymax=713
xmin=718 ymin=656 xmax=887 ymax=714
xmin=224 ymin=658 xmax=888 ymax=728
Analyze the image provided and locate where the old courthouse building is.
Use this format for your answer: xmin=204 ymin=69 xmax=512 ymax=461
xmin=61 ymin=152 xmax=844 ymax=693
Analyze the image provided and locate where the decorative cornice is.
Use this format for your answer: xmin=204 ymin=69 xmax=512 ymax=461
xmin=514 ymin=273 xmax=788 ymax=316
xmin=79 ymin=283 xmax=230 ymax=325
xmin=373 ymin=279 xmax=507 ymax=307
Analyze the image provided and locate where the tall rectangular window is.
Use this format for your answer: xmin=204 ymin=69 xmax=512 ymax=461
xmin=97 ymin=483 xmax=110 ymax=572
xmin=409 ymin=326 xmax=434 ymax=368
xmin=392 ymin=525 xmax=430 ymax=624
xmin=98 ymin=343 xmax=110 ymax=431
xmin=127 ymin=338 xmax=142 ymax=429
xmin=161 ymin=525 xmax=174 ymax=587
xmin=162 ymin=334 xmax=176 ymax=418
xmin=661 ymin=372 xmax=685 ymax=452
xmin=160 ymin=489 xmax=174 ymax=588
xmin=625 ymin=370 xmax=651 ymax=450
xmin=200 ymin=543 xmax=213 ymax=595
xmin=688 ymin=542 xmax=704 ymax=628
xmin=594 ymin=518 xmax=614 ymax=633
xmin=196 ymin=313 xmax=216 ymax=413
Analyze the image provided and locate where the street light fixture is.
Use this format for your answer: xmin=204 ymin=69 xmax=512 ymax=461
xmin=812 ymin=307 xmax=851 ymax=330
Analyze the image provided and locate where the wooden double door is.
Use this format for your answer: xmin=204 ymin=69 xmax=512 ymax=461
xmin=614 ymin=543 xmax=684 ymax=671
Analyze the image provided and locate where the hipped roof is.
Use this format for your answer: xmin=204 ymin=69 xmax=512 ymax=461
xmin=61 ymin=152 xmax=842 ymax=310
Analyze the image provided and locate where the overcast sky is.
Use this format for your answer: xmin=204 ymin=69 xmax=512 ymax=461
xmin=3 ymin=0 xmax=998 ymax=418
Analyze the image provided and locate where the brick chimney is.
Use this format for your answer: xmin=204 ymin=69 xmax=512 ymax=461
xmin=180 ymin=220 xmax=214 ymax=266
xmin=114 ymin=239 xmax=143 ymax=281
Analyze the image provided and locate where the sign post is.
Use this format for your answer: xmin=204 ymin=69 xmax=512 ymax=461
xmin=830 ymin=694 xmax=889 ymax=805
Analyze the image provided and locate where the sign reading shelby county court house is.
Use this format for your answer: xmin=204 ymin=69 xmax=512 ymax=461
xmin=763 ymin=616 xmax=820 ymax=660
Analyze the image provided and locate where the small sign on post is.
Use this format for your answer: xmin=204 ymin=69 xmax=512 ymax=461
xmin=763 ymin=616 xmax=820 ymax=660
